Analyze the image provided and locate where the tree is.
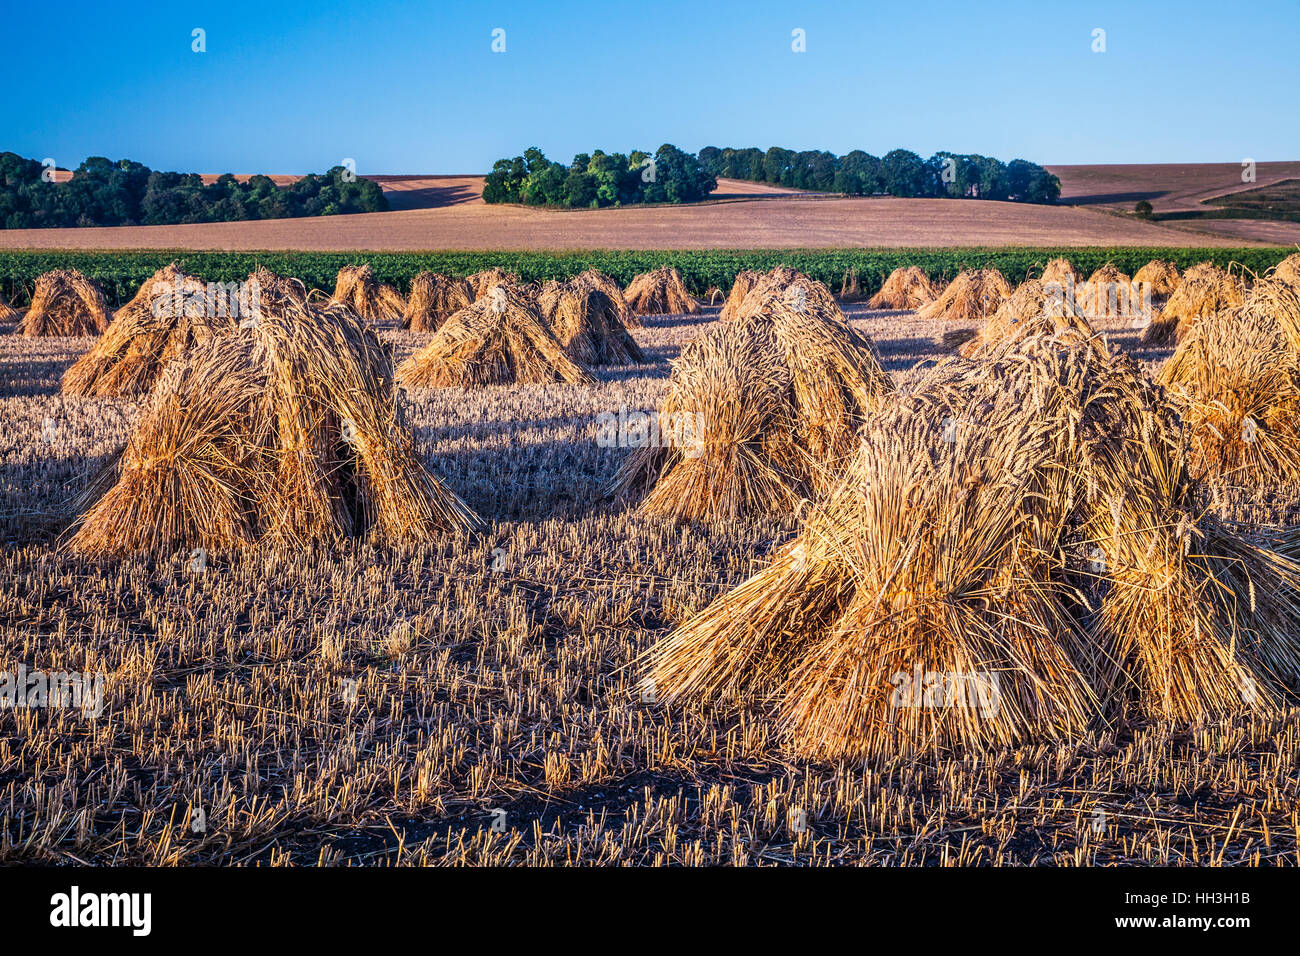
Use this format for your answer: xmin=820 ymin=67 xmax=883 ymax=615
xmin=562 ymin=154 xmax=598 ymax=208
xmin=0 ymin=151 xmax=388 ymax=228
xmin=1007 ymin=159 xmax=1060 ymax=203
xmin=642 ymin=144 xmax=715 ymax=204
xmin=522 ymin=161 xmax=566 ymax=205
xmin=697 ymin=146 xmax=723 ymax=177
xmin=762 ymin=147 xmax=796 ymax=185
xmin=835 ymin=150 xmax=880 ymax=195
xmin=880 ymin=149 xmax=937 ymax=198
xmin=1134 ymin=200 xmax=1153 ymax=219
xmin=973 ymin=156 xmax=1010 ymax=201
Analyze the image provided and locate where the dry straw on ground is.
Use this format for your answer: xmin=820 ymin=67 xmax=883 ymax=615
xmin=17 ymin=269 xmax=110 ymax=337
xmin=959 ymin=278 xmax=1098 ymax=358
xmin=68 ymin=297 xmax=477 ymax=558
xmin=402 ymin=272 xmax=474 ymax=333
xmin=867 ymin=266 xmax=939 ymax=310
xmin=467 ymin=269 xmax=521 ymax=301
xmin=644 ymin=329 xmax=1300 ymax=761
xmin=1133 ymin=259 xmax=1181 ymax=296
xmin=611 ymin=279 xmax=892 ymax=520
xmin=331 ymin=264 xmax=406 ymax=322
xmin=1141 ymin=262 xmax=1246 ymax=346
xmin=63 ymin=264 xmax=235 ymax=398
xmin=624 ymin=266 xmax=700 ymax=316
xmin=398 ymin=284 xmax=594 ymax=388
xmin=537 ymin=280 xmax=644 ymax=366
xmin=1158 ymin=278 xmax=1300 ymax=485
xmin=915 ymin=269 xmax=1012 ymax=324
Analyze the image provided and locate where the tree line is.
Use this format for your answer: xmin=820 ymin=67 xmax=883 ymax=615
xmin=0 ymin=153 xmax=389 ymax=229
xmin=699 ymin=146 xmax=1060 ymax=202
xmin=483 ymin=144 xmax=1060 ymax=207
xmin=482 ymin=145 xmax=716 ymax=207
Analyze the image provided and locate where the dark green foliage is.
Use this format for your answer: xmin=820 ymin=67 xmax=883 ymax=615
xmin=641 ymin=145 xmax=716 ymax=204
xmin=0 ymin=152 xmax=388 ymax=229
xmin=1007 ymin=159 xmax=1061 ymax=203
xmin=1 ymin=247 xmax=1289 ymax=311
xmin=880 ymin=149 xmax=940 ymax=198
xmin=1134 ymin=200 xmax=1154 ymax=219
xmin=698 ymin=145 xmax=1059 ymax=204
xmin=482 ymin=145 xmax=715 ymax=207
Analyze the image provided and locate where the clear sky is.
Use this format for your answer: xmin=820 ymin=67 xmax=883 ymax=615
xmin=4 ymin=0 xmax=1297 ymax=175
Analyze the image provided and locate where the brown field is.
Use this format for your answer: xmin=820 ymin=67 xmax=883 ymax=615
xmin=6 ymin=171 xmax=1295 ymax=252
xmin=1050 ymin=162 xmax=1300 ymax=212
xmin=1049 ymin=161 xmax=1300 ymax=246
xmin=4 ymin=301 xmax=1298 ymax=865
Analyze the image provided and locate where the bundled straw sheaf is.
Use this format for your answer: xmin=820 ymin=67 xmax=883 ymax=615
xmin=721 ymin=266 xmax=837 ymax=323
xmin=1274 ymin=253 xmax=1300 ymax=288
xmin=1039 ymin=257 xmax=1084 ymax=288
xmin=68 ymin=298 xmax=477 ymax=557
xmin=645 ymin=329 xmax=1300 ymax=760
xmin=467 ymin=269 xmax=520 ymax=301
xmin=402 ymin=272 xmax=474 ymax=333
xmin=62 ymin=265 xmax=238 ymax=398
xmin=397 ymin=284 xmax=594 ymax=388
xmin=570 ymin=268 xmax=641 ymax=328
xmin=1133 ymin=259 xmax=1181 ymax=297
xmin=537 ymin=280 xmax=644 ymax=365
xmin=18 ymin=269 xmax=110 ymax=337
xmin=624 ymin=266 xmax=700 ymax=316
xmin=1141 ymin=262 xmax=1246 ymax=346
xmin=244 ymin=267 xmax=308 ymax=309
xmin=719 ymin=270 xmax=761 ymax=322
xmin=332 ymin=264 xmax=406 ymax=322
xmin=1158 ymin=278 xmax=1300 ymax=484
xmin=611 ymin=280 xmax=892 ymax=520
xmin=959 ymin=278 xmax=1099 ymax=358
xmin=915 ymin=269 xmax=1012 ymax=324
xmin=0 ymin=290 xmax=19 ymax=324
xmin=867 ymin=266 xmax=939 ymax=310
xmin=839 ymin=267 xmax=862 ymax=300
xmin=1074 ymin=263 xmax=1145 ymax=322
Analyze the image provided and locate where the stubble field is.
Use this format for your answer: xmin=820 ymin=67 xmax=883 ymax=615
xmin=4 ymin=303 xmax=1298 ymax=866
xmin=8 ymin=166 xmax=1300 ymax=252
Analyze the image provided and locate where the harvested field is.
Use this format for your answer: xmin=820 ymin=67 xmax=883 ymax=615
xmin=0 ymin=180 xmax=1279 ymax=252
xmin=5 ymin=284 xmax=1299 ymax=866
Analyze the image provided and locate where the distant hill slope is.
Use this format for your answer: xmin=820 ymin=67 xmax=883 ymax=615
xmin=5 ymin=168 xmax=1296 ymax=251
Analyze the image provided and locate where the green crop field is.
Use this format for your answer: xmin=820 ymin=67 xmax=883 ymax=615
xmin=1 ymin=246 xmax=1292 ymax=307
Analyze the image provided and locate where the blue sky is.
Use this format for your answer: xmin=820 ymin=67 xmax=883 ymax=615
xmin=4 ymin=0 xmax=1297 ymax=175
